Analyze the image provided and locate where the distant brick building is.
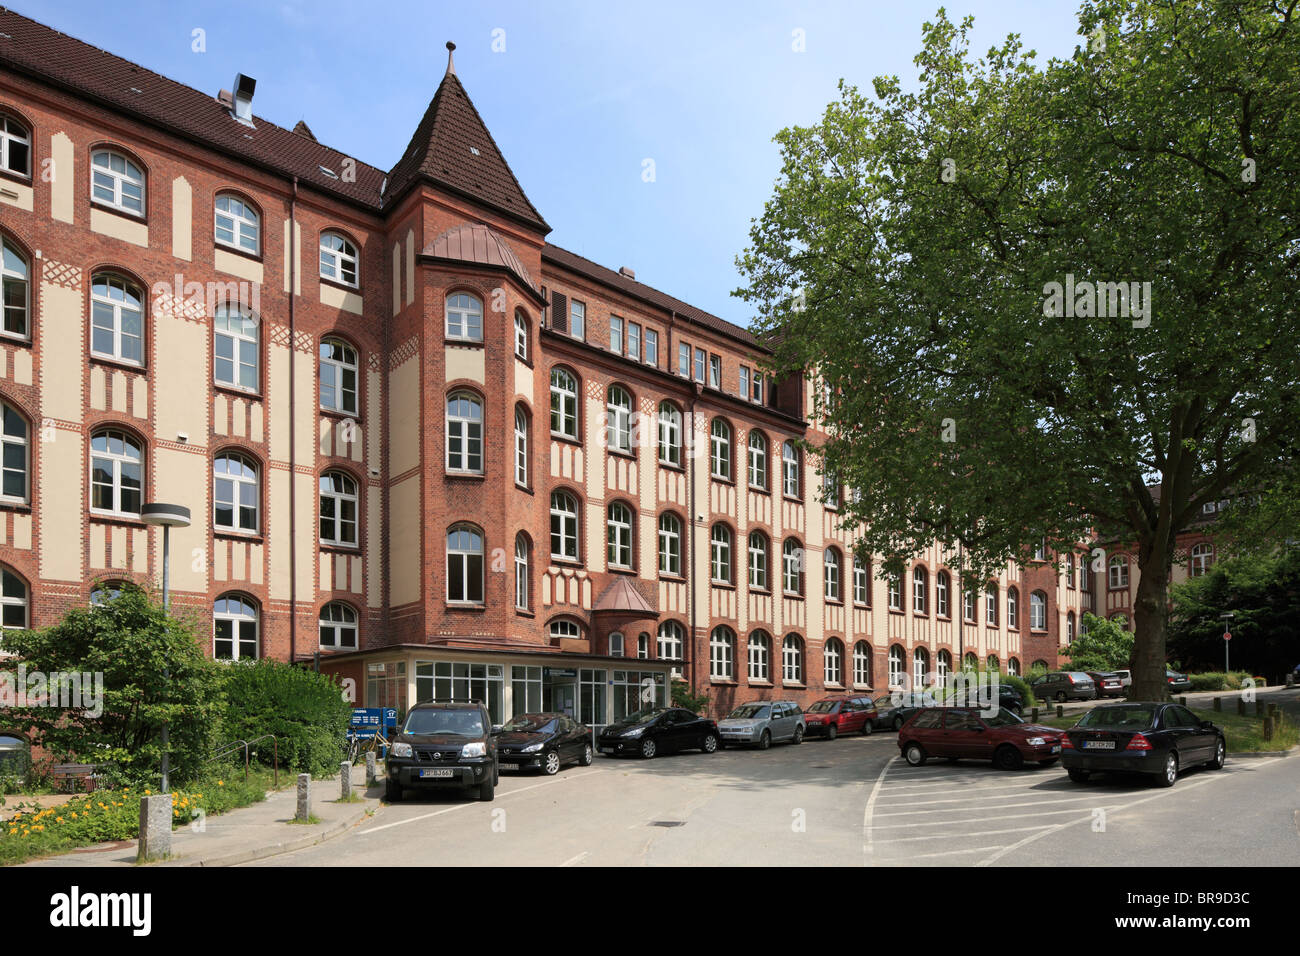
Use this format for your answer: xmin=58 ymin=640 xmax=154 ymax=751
xmin=0 ymin=9 xmax=1078 ymax=727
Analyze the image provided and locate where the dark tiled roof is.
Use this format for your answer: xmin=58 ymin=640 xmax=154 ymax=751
xmin=541 ymin=244 xmax=764 ymax=352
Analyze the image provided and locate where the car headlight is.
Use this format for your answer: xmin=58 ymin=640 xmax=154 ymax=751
xmin=460 ymin=742 xmax=487 ymax=758
xmin=390 ymin=742 xmax=412 ymax=758
xmin=522 ymin=742 xmax=544 ymax=753
xmin=1026 ymin=737 xmax=1047 ymax=746
xmin=621 ymin=727 xmax=645 ymax=738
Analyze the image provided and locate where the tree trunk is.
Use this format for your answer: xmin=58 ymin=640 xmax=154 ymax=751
xmin=1130 ymin=534 xmax=1172 ymax=701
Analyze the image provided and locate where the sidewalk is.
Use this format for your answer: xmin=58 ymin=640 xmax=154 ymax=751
xmin=1033 ymin=682 xmax=1300 ymax=719
xmin=20 ymin=765 xmax=382 ymax=867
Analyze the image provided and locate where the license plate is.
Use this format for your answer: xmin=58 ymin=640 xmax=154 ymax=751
xmin=1051 ymin=745 xmax=1061 ymax=753
xmin=419 ymin=768 xmax=455 ymax=778
xmin=598 ymin=746 xmax=614 ymax=753
xmin=1083 ymin=740 xmax=1115 ymax=750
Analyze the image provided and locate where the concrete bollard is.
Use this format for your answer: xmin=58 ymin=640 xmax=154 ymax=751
xmin=1031 ymin=707 xmax=1039 ymax=723
xmin=1213 ymin=697 xmax=1221 ymax=711
xmin=295 ymin=773 xmax=311 ymax=822
xmin=1263 ymin=716 xmax=1275 ymax=741
xmin=1237 ymin=697 xmax=1246 ymax=716
xmin=1178 ymin=696 xmax=1187 ymax=706
xmin=137 ymin=794 xmax=172 ymax=862
xmin=1056 ymin=705 xmax=1064 ymax=718
xmin=340 ymin=762 xmax=352 ymax=801
xmin=1255 ymin=699 xmax=1265 ymax=717
xmin=365 ymin=751 xmax=377 ymax=787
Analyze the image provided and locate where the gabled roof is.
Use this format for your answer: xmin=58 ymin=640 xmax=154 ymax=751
xmin=424 ymin=223 xmax=539 ymax=295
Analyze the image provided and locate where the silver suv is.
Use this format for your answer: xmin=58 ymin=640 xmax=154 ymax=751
xmin=718 ymin=700 xmax=805 ymax=749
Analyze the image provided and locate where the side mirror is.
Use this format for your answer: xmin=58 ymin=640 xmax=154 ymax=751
xmin=1199 ymin=721 xmax=1214 ymax=731
xmin=491 ymin=724 xmax=503 ymax=736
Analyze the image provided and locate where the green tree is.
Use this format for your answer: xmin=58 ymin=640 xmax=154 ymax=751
xmin=0 ymin=585 xmax=222 ymax=783
xmin=1063 ymin=614 xmax=1135 ymax=672
xmin=736 ymin=1 xmax=1300 ymax=701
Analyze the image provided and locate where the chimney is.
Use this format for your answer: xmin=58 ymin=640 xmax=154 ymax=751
xmin=232 ymin=73 xmax=256 ymax=125
xmin=618 ymin=266 xmax=636 ymax=280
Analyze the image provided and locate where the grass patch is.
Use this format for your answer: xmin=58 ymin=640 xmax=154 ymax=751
xmin=1039 ymin=706 xmax=1298 ymax=753
xmin=333 ymin=793 xmax=365 ymax=804
xmin=288 ymin=814 xmax=321 ymax=825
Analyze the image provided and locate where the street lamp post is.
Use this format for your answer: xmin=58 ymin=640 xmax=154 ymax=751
xmin=1219 ymin=611 xmax=1235 ymax=674
xmin=141 ymin=502 xmax=192 ymax=793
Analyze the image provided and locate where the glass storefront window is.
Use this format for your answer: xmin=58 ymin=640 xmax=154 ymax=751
xmin=511 ymin=665 xmax=543 ymax=717
xmin=366 ymin=661 xmax=406 ymax=713
xmin=415 ymin=661 xmax=504 ymax=724
xmin=578 ymin=668 xmax=607 ymax=728
xmin=612 ymin=670 xmax=666 ymax=721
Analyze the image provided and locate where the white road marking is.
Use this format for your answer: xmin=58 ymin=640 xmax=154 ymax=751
xmin=868 ymin=805 xmax=1123 ymax=829
xmin=904 ymin=844 xmax=1006 ymax=860
xmin=877 ymin=788 xmax=1084 ymax=808
xmin=861 ymin=755 xmax=896 ymax=860
xmin=559 ymin=851 xmax=588 ymax=867
xmin=881 ymin=824 xmax=1059 ymax=842
xmin=875 ymin=794 xmax=1103 ymax=817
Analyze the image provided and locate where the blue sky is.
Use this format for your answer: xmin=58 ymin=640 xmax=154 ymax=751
xmin=19 ymin=0 xmax=1085 ymax=325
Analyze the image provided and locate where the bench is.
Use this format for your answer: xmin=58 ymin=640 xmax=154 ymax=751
xmin=49 ymin=763 xmax=110 ymax=793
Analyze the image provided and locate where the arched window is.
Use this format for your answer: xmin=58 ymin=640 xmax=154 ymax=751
xmin=608 ymin=631 xmax=625 ymax=658
xmin=214 ymin=193 xmax=259 ymax=252
xmin=91 ymin=149 xmax=144 ymax=215
xmin=782 ymin=441 xmax=801 ymax=498
xmin=658 ymin=513 xmax=682 ymax=575
xmin=319 ymin=471 xmax=358 ymax=546
xmin=782 ymin=538 xmax=803 ymax=595
xmin=213 ymin=593 xmax=258 ymax=660
xmin=319 ymin=231 xmax=358 ymax=286
xmin=319 ymin=602 xmax=358 ymax=650
xmin=213 ymin=452 xmax=259 ymax=532
xmin=445 ymin=292 xmax=483 ymax=342
xmin=0 ymin=114 xmax=31 ymax=176
xmin=1032 ymin=538 xmax=1047 ymax=562
xmin=1 ymin=236 xmax=29 ymax=339
xmin=657 ymin=402 xmax=681 ymax=466
xmin=888 ymin=573 xmax=902 ymax=610
xmin=710 ymin=626 xmax=735 ymax=680
xmin=607 ymin=501 xmax=634 ymax=569
xmin=1031 ymin=659 xmax=1049 ymax=673
xmin=1108 ymin=555 xmax=1129 ymax=589
xmin=514 ymin=534 xmax=530 ymax=610
xmin=446 ymin=391 xmax=484 ymax=473
xmin=0 ymin=400 xmax=28 ymax=503
xmin=213 ymin=302 xmax=259 ymax=391
xmin=90 ymin=273 xmax=144 ymax=365
xmin=447 ymin=524 xmax=485 ymax=604
xmin=985 ymin=583 xmax=998 ymax=626
xmin=964 ymin=651 xmax=979 ymax=671
xmin=912 ymin=566 xmax=927 ymax=614
xmin=1110 ymin=612 xmax=1129 ymax=629
xmin=1008 ymin=657 xmax=1020 ymax=676
xmin=710 ymin=419 xmax=731 ymax=480
xmin=888 ymin=645 xmax=905 ymax=686
xmin=550 ymin=491 xmax=579 ymax=561
xmin=1066 ymin=553 xmax=1076 ymax=589
xmin=606 ymin=385 xmax=632 ymax=453
xmin=514 ymin=310 xmax=529 ymax=360
xmin=90 ymin=580 xmax=127 ymax=606
xmin=1066 ymin=610 xmax=1076 ymax=643
xmin=710 ymin=523 xmax=733 ymax=584
xmin=937 ymin=649 xmax=952 ymax=683
xmin=854 ymin=555 xmax=870 ymax=606
xmin=638 ymin=631 xmax=651 ymax=659
xmin=319 ymin=337 xmax=358 ymax=414
xmin=913 ymin=647 xmax=929 ymax=687
xmin=963 ymin=585 xmax=977 ymax=623
xmin=658 ymin=620 xmax=684 ymax=665
xmin=90 ymin=428 xmax=143 ymax=517
xmin=1030 ymin=590 xmax=1048 ymax=630
xmin=853 ymin=641 xmax=872 ymax=687
xmin=748 ymin=531 xmax=769 ymax=590
xmin=987 ymin=654 xmax=1000 ymax=672
xmin=514 ymin=406 xmax=529 ymax=486
xmin=747 ymin=431 xmax=768 ymax=489
xmin=0 ymin=566 xmax=27 ymax=629
xmin=936 ymin=570 xmax=950 ymax=617
xmin=550 ymin=367 xmax=578 ymax=439
xmin=782 ymin=634 xmax=803 ymax=684
xmin=748 ymin=630 xmax=771 ymax=681
xmin=825 ymin=638 xmax=844 ymax=686
xmin=1007 ymin=586 xmax=1019 ymax=628
xmin=825 ymin=548 xmax=842 ymax=602
xmin=549 ymin=619 xmax=582 ymax=641
xmin=1190 ymin=543 xmax=1214 ymax=576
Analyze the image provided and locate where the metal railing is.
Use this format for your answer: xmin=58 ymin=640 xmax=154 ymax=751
xmin=209 ymin=735 xmax=279 ymax=787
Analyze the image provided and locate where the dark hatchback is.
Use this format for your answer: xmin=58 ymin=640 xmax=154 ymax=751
xmin=596 ymin=708 xmax=720 ymax=760
xmin=871 ymin=692 xmax=936 ymax=731
xmin=495 ymin=712 xmax=594 ymax=775
xmin=1061 ymin=702 xmax=1226 ymax=787
xmin=385 ymin=701 xmax=498 ymax=802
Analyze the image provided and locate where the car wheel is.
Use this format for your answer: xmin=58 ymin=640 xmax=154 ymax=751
xmin=478 ymin=776 xmax=495 ymax=801
xmin=1206 ymin=737 xmax=1225 ymax=770
xmin=384 ymin=776 xmax=403 ymax=802
xmin=893 ymin=715 xmax=905 ymax=731
xmin=640 ymin=738 xmax=657 ymax=759
xmin=792 ymin=726 xmax=804 ymax=745
xmin=758 ymin=730 xmax=772 ymax=751
xmin=1157 ymin=752 xmax=1178 ymax=787
xmin=579 ymin=744 xmax=594 ymax=767
xmin=826 ymin=723 xmax=838 ymax=741
xmin=1055 ymin=691 xmax=1067 ymax=703
xmin=701 ymin=732 xmax=719 ymax=754
xmin=904 ymin=742 xmax=927 ymax=766
xmin=995 ymin=745 xmax=1024 ymax=771
xmin=1010 ymin=704 xmax=1023 ymax=717
xmin=543 ymin=750 xmax=561 ymax=775
xmin=860 ymin=720 xmax=873 ymax=736
xmin=1067 ymin=768 xmax=1091 ymax=783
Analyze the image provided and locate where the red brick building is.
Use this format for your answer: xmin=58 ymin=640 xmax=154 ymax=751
xmin=0 ymin=10 xmax=1073 ymax=727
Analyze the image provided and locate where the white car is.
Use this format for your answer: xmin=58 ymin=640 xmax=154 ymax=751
xmin=1112 ymin=669 xmax=1133 ymax=691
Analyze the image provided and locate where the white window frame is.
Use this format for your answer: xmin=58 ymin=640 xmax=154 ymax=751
xmin=912 ymin=567 xmax=927 ymax=614
xmin=446 ymin=293 xmax=484 ymax=342
xmin=514 ymin=312 xmax=529 ymax=360
xmin=1190 ymin=543 xmax=1213 ymax=577
xmin=318 ymin=471 xmax=358 ymax=547
xmin=658 ymin=621 xmax=684 ymax=668
xmin=90 ymin=274 xmax=144 ymax=365
xmin=710 ymin=419 xmax=731 ymax=480
xmin=644 ymin=328 xmax=658 ymax=366
xmin=710 ymin=524 xmax=732 ymax=584
xmin=569 ymin=300 xmax=585 ymax=340
xmin=319 ymin=602 xmax=358 ymax=650
xmin=748 ymin=631 xmax=770 ymax=681
xmin=446 ymin=524 xmax=485 ymax=604
xmin=1 ymin=236 xmax=29 ymax=340
xmin=1030 ymin=591 xmax=1047 ymax=631
xmin=658 ymin=402 xmax=681 ymax=466
xmin=609 ymin=315 xmax=624 ymax=354
xmin=214 ymin=193 xmax=260 ymax=253
xmin=446 ymin=391 xmax=484 ymax=474
xmin=514 ymin=407 xmax=529 ymax=486
xmin=0 ymin=566 xmax=28 ymax=629
xmin=783 ymin=539 xmax=802 ymax=595
xmin=0 ymin=115 xmax=30 ymax=177
xmin=90 ymin=149 xmax=144 ymax=216
xmin=888 ymin=646 xmax=904 ymax=686
xmin=514 ymin=535 xmax=530 ymax=610
xmin=628 ymin=322 xmax=641 ymax=360
xmin=936 ymin=571 xmax=949 ymax=617
xmin=213 ymin=452 xmax=259 ymax=533
xmin=89 ymin=429 xmax=143 ymax=517
xmin=606 ymin=386 xmax=632 ymax=454
xmin=319 ymin=337 xmax=358 ymax=414
xmin=0 ymin=402 xmax=28 ymax=504
xmin=782 ymin=442 xmax=800 ymax=498
xmin=550 ymin=492 xmax=579 ymax=561
xmin=748 ymin=531 xmax=768 ymax=590
xmin=853 ymin=642 xmax=871 ymax=687
xmin=658 ymin=513 xmax=681 ymax=575
xmin=550 ymin=368 xmax=578 ymax=439
xmin=748 ymin=431 xmax=768 ymax=490
xmin=319 ymin=231 xmax=358 ymax=287
xmin=825 ymin=640 xmax=843 ymax=686
xmin=607 ymin=501 xmax=633 ymax=569
xmin=710 ymin=627 xmax=735 ymax=680
xmin=213 ymin=304 xmax=259 ymax=392
xmin=782 ymin=635 xmax=803 ymax=684
xmin=1008 ymin=587 xmax=1019 ymax=628
xmin=854 ymin=556 xmax=870 ymax=606
xmin=214 ymin=594 xmax=258 ymax=660
xmin=1108 ymin=556 xmax=1129 ymax=589
xmin=825 ymin=549 xmax=841 ymax=602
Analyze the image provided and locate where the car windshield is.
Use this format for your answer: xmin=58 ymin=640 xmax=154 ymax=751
xmin=501 ymin=715 xmax=558 ymax=734
xmin=984 ymin=708 xmax=1025 ymax=727
xmin=728 ymin=704 xmax=770 ymax=720
xmin=402 ymin=709 xmax=486 ymax=737
xmin=1075 ymin=705 xmax=1158 ymax=730
xmin=807 ymin=701 xmax=838 ymax=714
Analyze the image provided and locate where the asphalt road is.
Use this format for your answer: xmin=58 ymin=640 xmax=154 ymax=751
xmin=255 ymin=728 xmax=1299 ymax=867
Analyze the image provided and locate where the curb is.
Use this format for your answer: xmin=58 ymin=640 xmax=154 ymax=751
xmin=1228 ymin=746 xmax=1297 ymax=759
xmin=163 ymin=800 xmax=377 ymax=867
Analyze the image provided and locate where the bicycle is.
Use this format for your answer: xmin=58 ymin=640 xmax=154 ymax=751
xmin=346 ymin=728 xmax=389 ymax=765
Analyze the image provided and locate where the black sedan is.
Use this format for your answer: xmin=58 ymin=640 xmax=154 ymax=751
xmin=1061 ymin=702 xmax=1226 ymax=787
xmin=596 ymin=708 xmax=720 ymax=759
xmin=494 ymin=712 xmax=594 ymax=775
xmin=871 ymin=692 xmax=936 ymax=731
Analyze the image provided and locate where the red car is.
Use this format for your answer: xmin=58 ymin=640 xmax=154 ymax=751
xmin=803 ymin=695 xmax=876 ymax=739
xmin=898 ymin=707 xmax=1063 ymax=770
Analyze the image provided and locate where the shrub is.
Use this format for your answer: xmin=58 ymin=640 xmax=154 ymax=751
xmin=220 ymin=660 xmax=352 ymax=777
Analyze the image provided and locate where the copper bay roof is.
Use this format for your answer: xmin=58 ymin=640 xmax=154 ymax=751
xmin=592 ymin=577 xmax=657 ymax=617
xmin=424 ymin=223 xmax=540 ymax=295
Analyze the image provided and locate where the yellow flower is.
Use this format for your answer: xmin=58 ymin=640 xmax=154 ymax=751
xmin=123 ymin=787 xmax=130 ymax=793
xmin=55 ymin=817 xmax=64 ymax=824
xmin=144 ymin=789 xmax=151 ymax=795
xmin=217 ymin=780 xmax=224 ymax=786
xmin=7 ymin=829 xmax=15 ymax=836
xmin=97 ymin=802 xmax=106 ymax=809
xmin=32 ymin=825 xmax=43 ymax=832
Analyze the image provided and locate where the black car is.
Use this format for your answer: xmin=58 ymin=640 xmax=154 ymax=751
xmin=1061 ymin=701 xmax=1226 ymax=787
xmin=943 ymin=681 xmax=1026 ymax=716
xmin=384 ymin=700 xmax=498 ymax=802
xmin=596 ymin=707 xmax=720 ymax=759
xmin=871 ymin=692 xmax=936 ymax=731
xmin=494 ymin=712 xmax=594 ymax=775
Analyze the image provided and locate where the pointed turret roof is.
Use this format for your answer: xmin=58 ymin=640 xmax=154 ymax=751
xmin=384 ymin=43 xmax=548 ymax=231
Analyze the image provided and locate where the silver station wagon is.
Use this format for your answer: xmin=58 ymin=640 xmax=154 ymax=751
xmin=717 ymin=700 xmax=806 ymax=749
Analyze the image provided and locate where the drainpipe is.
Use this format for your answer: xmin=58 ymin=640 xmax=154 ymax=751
xmin=687 ymin=378 xmax=699 ymax=700
xmin=288 ymin=176 xmax=299 ymax=663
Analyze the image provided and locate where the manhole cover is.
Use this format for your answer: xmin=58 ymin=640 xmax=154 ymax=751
xmin=649 ymin=820 xmax=685 ymax=828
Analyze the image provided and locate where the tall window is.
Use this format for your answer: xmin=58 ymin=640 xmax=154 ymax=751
xmin=744 ymin=631 xmax=768 ymax=681
xmin=606 ymin=386 xmax=632 ymax=454
xmin=677 ymin=342 xmax=690 ymax=377
xmin=446 ymin=391 xmax=484 ymax=473
xmin=1 ymin=236 xmax=28 ymax=339
xmin=913 ymin=647 xmax=929 ymax=688
xmin=213 ymin=304 xmax=258 ymax=391
xmin=782 ymin=635 xmax=803 ymax=684
xmin=985 ymin=583 xmax=999 ymax=626
xmin=609 ymin=315 xmax=624 ymax=353
xmin=708 ymin=354 xmax=721 ymax=389
xmin=569 ymin=300 xmax=585 ymax=340
xmin=710 ymin=626 xmax=735 ymax=680
xmin=963 ymin=587 xmax=976 ymax=623
xmin=987 ymin=654 xmax=1000 ymax=672
xmin=0 ymin=402 xmax=28 ymax=503
xmin=825 ymin=548 xmax=842 ymax=601
xmin=213 ymin=452 xmax=259 ymax=532
xmin=694 ymin=348 xmax=706 ymax=382
xmin=1008 ymin=657 xmax=1020 ymax=676
xmin=782 ymin=441 xmax=801 ymax=497
xmin=90 ymin=429 xmax=143 ymax=516
xmin=1190 ymin=543 xmax=1213 ymax=576
xmin=854 ymin=555 xmax=870 ymax=605
xmin=887 ymin=573 xmax=901 ymax=610
xmin=90 ymin=149 xmax=144 ymax=215
xmin=1030 ymin=590 xmax=1047 ymax=630
xmin=628 ymin=322 xmax=641 ymax=360
xmin=319 ymin=337 xmax=358 ymax=414
xmin=748 ymin=531 xmax=769 ymax=590
xmin=607 ymin=501 xmax=633 ymax=569
xmin=1032 ymin=538 xmax=1047 ymax=561
xmin=710 ymin=524 xmax=733 ymax=584
xmin=1108 ymin=555 xmax=1129 ymax=589
xmin=447 ymin=524 xmax=485 ymax=604
xmin=936 ymin=570 xmax=950 ymax=617
xmin=888 ymin=646 xmax=904 ymax=686
xmin=644 ymin=328 xmax=658 ymax=366
xmin=90 ymin=273 xmax=144 ymax=365
xmin=514 ymin=535 xmax=530 ymax=610
xmin=319 ymin=602 xmax=357 ymax=650
xmin=319 ymin=471 xmax=358 ymax=546
xmin=214 ymin=194 xmax=259 ymax=252
xmin=446 ymin=293 xmax=483 ymax=342
xmin=747 ymin=431 xmax=768 ymax=489
xmin=937 ymin=650 xmax=951 ymax=683
xmin=1066 ymin=610 xmax=1076 ymax=644
xmin=658 ymin=513 xmax=682 ymax=575
xmin=550 ymin=367 xmax=578 ymax=438
xmin=213 ymin=594 xmax=258 ymax=660
xmin=825 ymin=639 xmax=844 ymax=686
xmin=782 ymin=539 xmax=803 ymax=595
xmin=710 ymin=419 xmax=731 ymax=480
xmin=853 ymin=641 xmax=871 ymax=687
xmin=319 ymin=231 xmax=358 ymax=286
xmin=1007 ymin=586 xmax=1019 ymax=628
xmin=658 ymin=621 xmax=684 ymax=671
xmin=0 ymin=115 xmax=30 ymax=176
xmin=0 ymin=566 xmax=27 ymax=629
xmin=514 ymin=406 xmax=529 ymax=486
xmin=514 ymin=311 xmax=529 ymax=360
xmin=550 ymin=491 xmax=579 ymax=561
xmin=657 ymin=402 xmax=681 ymax=466
xmin=912 ymin=566 xmax=927 ymax=614
xmin=1066 ymin=553 xmax=1076 ymax=588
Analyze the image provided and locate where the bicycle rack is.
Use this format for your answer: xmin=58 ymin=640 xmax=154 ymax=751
xmin=209 ymin=735 xmax=280 ymax=787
